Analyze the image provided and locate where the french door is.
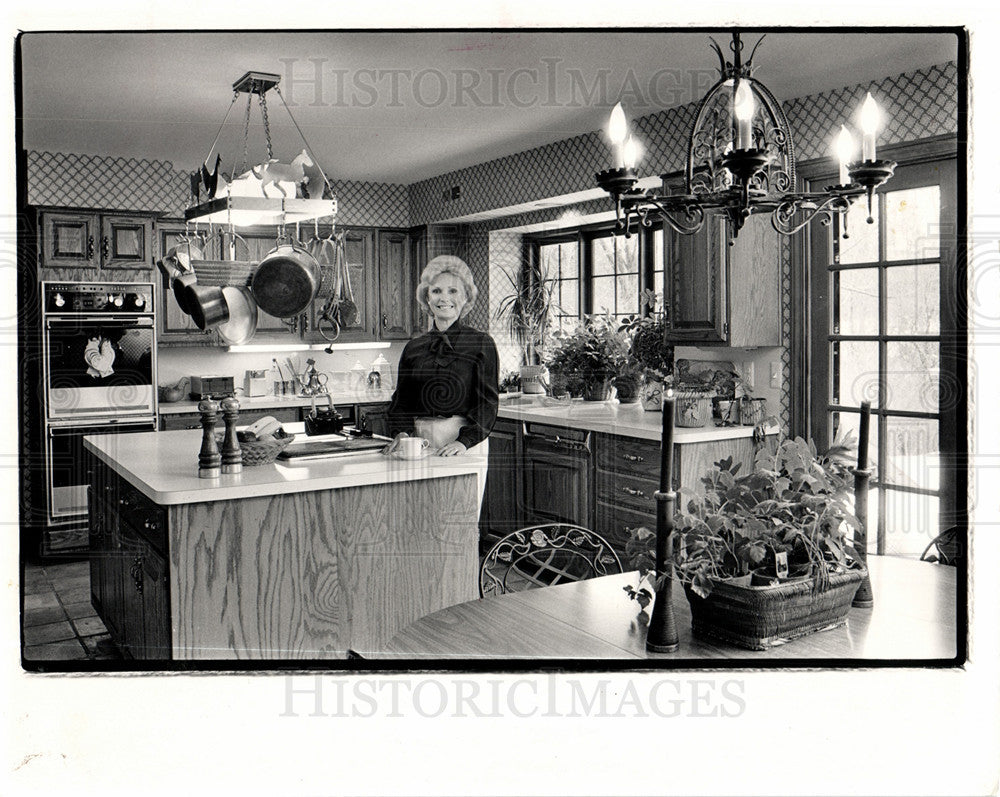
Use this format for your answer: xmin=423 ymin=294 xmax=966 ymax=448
xmin=807 ymin=148 xmax=960 ymax=557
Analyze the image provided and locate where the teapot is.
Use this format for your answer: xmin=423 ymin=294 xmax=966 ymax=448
xmin=299 ymin=358 xmax=330 ymax=396
xmin=158 ymin=377 xmax=190 ymax=403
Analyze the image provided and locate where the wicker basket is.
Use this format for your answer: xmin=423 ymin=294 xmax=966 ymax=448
xmin=217 ymin=429 xmax=295 ymax=466
xmin=683 ymin=567 xmax=866 ymax=650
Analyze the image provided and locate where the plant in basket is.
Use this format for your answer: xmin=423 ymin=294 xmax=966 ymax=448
xmin=544 ymin=313 xmax=630 ymax=401
xmin=623 ymin=430 xmax=869 ymax=649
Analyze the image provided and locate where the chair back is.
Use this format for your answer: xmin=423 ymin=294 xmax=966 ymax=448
xmin=480 ymin=523 xmax=623 ymax=597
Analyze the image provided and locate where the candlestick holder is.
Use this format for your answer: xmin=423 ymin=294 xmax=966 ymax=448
xmin=851 ymin=467 xmax=874 ymax=608
xmin=198 ymin=397 xmax=221 ymax=479
xmin=847 ymin=159 xmax=897 ymax=223
xmin=220 ymin=396 xmax=242 ymax=475
xmin=646 ymin=488 xmax=680 ymax=653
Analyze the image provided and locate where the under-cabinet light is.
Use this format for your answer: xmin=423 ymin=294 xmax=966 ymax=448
xmin=226 ymin=341 xmax=392 ymax=353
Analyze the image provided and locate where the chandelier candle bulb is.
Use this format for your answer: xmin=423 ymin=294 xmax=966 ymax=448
xmin=623 ymin=136 xmax=639 ymax=170
xmin=836 ymin=125 xmax=856 ymax=186
xmin=733 ymin=80 xmax=754 ymax=150
xmin=608 ymin=102 xmax=628 ymax=168
xmin=860 ymin=92 xmax=880 ymax=162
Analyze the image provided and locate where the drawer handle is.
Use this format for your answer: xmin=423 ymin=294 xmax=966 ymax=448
xmin=623 ymin=454 xmax=644 ymax=463
xmin=143 ymin=519 xmax=158 ymax=532
xmin=621 ymin=486 xmax=647 ymax=498
xmin=129 ymin=556 xmax=144 ymax=595
xmin=87 ymin=235 xmax=95 ymax=259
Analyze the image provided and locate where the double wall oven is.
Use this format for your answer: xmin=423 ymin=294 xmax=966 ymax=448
xmin=40 ymin=282 xmax=157 ymax=552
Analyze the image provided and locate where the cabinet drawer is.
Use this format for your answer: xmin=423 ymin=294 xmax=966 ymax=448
xmin=596 ymin=434 xmax=660 ymax=480
xmin=595 ymin=500 xmax=656 ymax=555
xmin=596 ymin=468 xmax=659 ymax=515
xmin=97 ymin=475 xmax=167 ymax=555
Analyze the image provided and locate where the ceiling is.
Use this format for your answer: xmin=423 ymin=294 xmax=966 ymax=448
xmin=19 ymin=29 xmax=958 ymax=185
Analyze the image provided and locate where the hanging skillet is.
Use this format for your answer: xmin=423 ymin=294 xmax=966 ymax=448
xmin=250 ymin=233 xmax=322 ymax=318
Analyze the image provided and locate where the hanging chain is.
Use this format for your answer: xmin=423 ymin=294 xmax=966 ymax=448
xmin=238 ymin=93 xmax=253 ymax=177
xmin=259 ymin=90 xmax=273 ymax=161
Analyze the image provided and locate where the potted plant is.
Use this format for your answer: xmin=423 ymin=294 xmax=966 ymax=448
xmin=495 ymin=259 xmax=557 ymax=394
xmin=545 ymin=313 xmax=630 ymax=401
xmin=624 ymin=431 xmax=868 ymax=650
xmin=612 ymin=361 xmax=642 ymax=404
xmin=619 ymin=290 xmax=674 ymax=411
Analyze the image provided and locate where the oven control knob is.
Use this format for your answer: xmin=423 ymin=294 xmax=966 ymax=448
xmin=133 ymin=293 xmax=145 ymax=308
xmin=113 ymin=294 xmax=124 ymax=307
xmin=53 ymin=293 xmax=65 ymax=308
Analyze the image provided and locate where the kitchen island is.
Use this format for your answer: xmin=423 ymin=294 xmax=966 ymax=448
xmin=83 ymin=427 xmax=487 ymax=661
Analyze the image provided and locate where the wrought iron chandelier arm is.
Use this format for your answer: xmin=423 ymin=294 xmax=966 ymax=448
xmin=770 ymin=190 xmax=858 ymax=236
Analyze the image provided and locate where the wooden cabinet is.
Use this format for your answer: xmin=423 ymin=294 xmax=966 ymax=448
xmin=154 ymin=221 xmax=219 ymax=344
xmin=377 ymin=229 xmax=413 ymax=339
xmin=662 ymin=177 xmax=781 ymax=347
xmin=357 ymin=402 xmax=390 ymax=437
xmin=521 ymin=422 xmax=593 ymax=529
xmin=158 ymin=406 xmax=301 ymax=431
xmin=479 ymin=418 xmax=522 ymax=547
xmin=38 ymin=209 xmax=153 ymax=275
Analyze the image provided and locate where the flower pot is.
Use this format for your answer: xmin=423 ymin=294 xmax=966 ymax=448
xmin=713 ymin=398 xmax=741 ymax=425
xmin=675 ymin=394 xmax=712 ymax=427
xmin=582 ymin=378 xmax=612 ymax=401
xmin=548 ymin=371 xmax=569 ymax=399
xmin=740 ymin=397 xmax=766 ymax=426
xmin=520 ymin=364 xmax=547 ymax=395
xmin=613 ymin=376 xmax=640 ymax=404
xmin=639 ymin=377 xmax=664 ymax=411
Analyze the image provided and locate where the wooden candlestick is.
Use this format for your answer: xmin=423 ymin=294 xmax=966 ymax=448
xmin=220 ymin=396 xmax=242 ymax=475
xmin=198 ymin=397 xmax=221 ymax=479
xmin=647 ymin=393 xmax=679 ymax=653
xmin=852 ymin=400 xmax=874 ymax=608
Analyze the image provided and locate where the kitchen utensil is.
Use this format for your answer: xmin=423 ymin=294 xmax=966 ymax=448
xmin=158 ymin=377 xmax=190 ymax=403
xmin=172 ymin=271 xmax=199 ymax=315
xmin=304 ymin=393 xmax=344 ymax=436
xmin=337 ymin=241 xmax=359 ymax=326
xmin=186 ymin=283 xmax=230 ymax=330
xmin=217 ymin=286 xmax=259 ymax=345
xmin=250 ymin=236 xmax=322 ymax=318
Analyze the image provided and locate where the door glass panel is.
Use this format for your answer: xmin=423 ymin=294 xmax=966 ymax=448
xmin=830 ymin=410 xmax=880 ymax=473
xmin=113 ymin=226 xmax=143 ymax=259
xmin=835 ymin=268 xmax=878 ymax=334
xmin=885 ymin=185 xmax=940 ymax=261
xmin=883 ymin=416 xmax=940 ymax=491
xmin=883 ymin=488 xmax=940 ymax=557
xmin=886 ymin=263 xmax=940 ymax=334
xmin=592 ymin=236 xmax=615 ymax=276
xmin=886 ymin=341 xmax=940 ymax=413
xmin=833 ymin=340 xmax=879 ymax=405
xmin=838 ymin=200 xmax=879 ymax=264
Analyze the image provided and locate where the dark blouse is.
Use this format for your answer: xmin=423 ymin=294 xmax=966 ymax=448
xmin=387 ymin=321 xmax=499 ymax=449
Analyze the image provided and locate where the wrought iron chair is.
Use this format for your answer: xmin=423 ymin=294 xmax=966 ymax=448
xmin=479 ymin=523 xmax=623 ymax=597
xmin=919 ymin=526 xmax=963 ymax=566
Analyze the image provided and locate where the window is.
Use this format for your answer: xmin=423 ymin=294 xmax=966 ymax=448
xmin=807 ymin=153 xmax=960 ymax=557
xmin=529 ymin=224 xmax=663 ymax=333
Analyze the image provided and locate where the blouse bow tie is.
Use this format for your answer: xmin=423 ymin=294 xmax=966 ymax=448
xmin=428 ymin=329 xmax=455 ymax=364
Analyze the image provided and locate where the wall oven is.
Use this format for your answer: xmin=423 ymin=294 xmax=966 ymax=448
xmin=39 ymin=282 xmax=158 ymax=553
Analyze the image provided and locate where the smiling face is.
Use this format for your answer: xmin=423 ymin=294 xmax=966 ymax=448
xmin=427 ymin=273 xmax=468 ymax=330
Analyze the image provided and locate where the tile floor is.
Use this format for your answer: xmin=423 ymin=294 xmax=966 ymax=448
xmin=22 ymin=559 xmax=122 ymax=662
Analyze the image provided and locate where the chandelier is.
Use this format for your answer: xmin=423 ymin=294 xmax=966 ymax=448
xmin=595 ymin=33 xmax=896 ymax=242
xmin=186 ymin=71 xmax=338 ymax=228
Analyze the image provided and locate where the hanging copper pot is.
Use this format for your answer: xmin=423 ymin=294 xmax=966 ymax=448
xmin=251 ymin=239 xmax=321 ymax=318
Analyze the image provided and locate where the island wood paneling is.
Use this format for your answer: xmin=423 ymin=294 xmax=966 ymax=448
xmin=168 ymin=474 xmax=479 ymax=659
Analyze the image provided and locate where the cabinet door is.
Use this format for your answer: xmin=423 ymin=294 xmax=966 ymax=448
xmin=480 ymin=419 xmax=521 ymax=542
xmin=377 ymin=230 xmax=412 ymax=340
xmin=340 ymin=229 xmax=375 ymax=338
xmin=155 ymin=222 xmax=217 ymax=343
xmin=140 ymin=545 xmax=171 ymax=660
xmin=39 ymin=211 xmax=100 ymax=269
xmin=664 ymin=213 xmax=728 ymax=343
xmin=101 ymin=214 xmax=153 ymax=270
xmin=521 ymin=433 xmax=592 ymax=528
xmin=726 ymin=212 xmax=781 ymax=347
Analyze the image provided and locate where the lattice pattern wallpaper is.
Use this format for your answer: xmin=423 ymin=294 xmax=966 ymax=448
xmin=410 ymin=61 xmax=957 ymax=225
xmin=26 ymin=151 xmax=410 ymax=227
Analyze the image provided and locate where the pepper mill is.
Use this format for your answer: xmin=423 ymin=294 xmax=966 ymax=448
xmin=197 ymin=397 xmax=221 ymax=478
xmin=220 ymin=396 xmax=242 ymax=475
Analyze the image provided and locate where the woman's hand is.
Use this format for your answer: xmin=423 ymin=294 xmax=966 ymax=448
xmin=381 ymin=432 xmax=408 ymax=456
xmin=437 ymin=441 xmax=468 ymax=457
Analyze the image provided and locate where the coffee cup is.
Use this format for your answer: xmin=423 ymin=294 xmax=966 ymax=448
xmin=398 ymin=436 xmax=430 ymax=459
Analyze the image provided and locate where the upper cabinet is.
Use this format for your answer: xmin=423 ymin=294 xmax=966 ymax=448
xmin=38 ymin=210 xmax=154 ymax=278
xmin=662 ymin=176 xmax=781 ymax=347
xmin=377 ymin=229 xmax=412 ymax=340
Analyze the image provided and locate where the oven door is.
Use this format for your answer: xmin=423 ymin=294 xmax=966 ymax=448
xmin=44 ymin=316 xmax=156 ymax=421
xmin=46 ymin=420 xmax=156 ymax=522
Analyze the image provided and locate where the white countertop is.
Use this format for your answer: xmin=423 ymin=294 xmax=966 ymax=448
xmin=497 ymin=396 xmax=772 ymax=444
xmin=84 ymin=424 xmax=486 ymax=506
xmin=157 ymin=388 xmax=396 ymax=415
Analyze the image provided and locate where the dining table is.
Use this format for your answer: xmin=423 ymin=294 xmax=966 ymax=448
xmin=351 ymin=556 xmax=960 ymax=662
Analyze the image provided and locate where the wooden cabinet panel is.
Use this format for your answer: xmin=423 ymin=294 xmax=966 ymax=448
xmin=140 ymin=546 xmax=171 ymax=660
xmin=595 ymin=434 xmax=661 ymax=480
xmin=596 ymin=467 xmax=659 ymax=515
xmin=596 ymin=500 xmax=655 ymax=553
xmin=665 ymin=214 xmax=728 ymax=343
xmin=726 ymin=212 xmax=781 ymax=348
xmin=39 ymin=211 xmax=99 ymax=269
xmin=158 ymin=406 xmax=300 ymax=431
xmin=378 ymin=229 xmax=412 ymax=339
xmin=521 ymin=429 xmax=592 ymax=528
xmin=480 ymin=418 xmax=521 ymax=543
xmin=102 ymin=215 xmax=153 ymax=270
xmin=38 ymin=210 xmax=155 ymax=279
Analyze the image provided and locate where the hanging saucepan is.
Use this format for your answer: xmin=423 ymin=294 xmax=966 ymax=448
xmin=163 ymin=242 xmax=203 ymax=316
xmin=250 ymin=237 xmax=322 ymax=318
xmin=185 ymin=283 xmax=230 ymax=330
xmin=217 ymin=286 xmax=259 ymax=345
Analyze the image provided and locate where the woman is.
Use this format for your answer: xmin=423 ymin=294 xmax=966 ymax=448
xmin=385 ymin=255 xmax=498 ymax=457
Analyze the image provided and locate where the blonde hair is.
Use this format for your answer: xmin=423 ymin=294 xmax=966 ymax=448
xmin=416 ymin=255 xmax=478 ymax=317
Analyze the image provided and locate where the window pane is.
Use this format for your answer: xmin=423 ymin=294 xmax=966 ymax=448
xmin=833 ymin=340 xmax=879 ymax=406
xmin=883 ymin=488 xmax=940 ymax=557
xmin=616 ymin=234 xmax=639 ymax=273
xmin=559 ymin=241 xmax=578 ymax=280
xmin=883 ymin=416 xmax=940 ymax=492
xmin=830 ymin=410 xmax=880 ymax=474
xmin=835 ymin=268 xmax=879 ymax=335
xmin=886 ymin=263 xmax=939 ymax=334
xmin=540 ymin=243 xmax=558 ymax=275
xmin=617 ymin=274 xmax=639 ymax=316
xmin=654 ymin=270 xmax=664 ymax=305
xmin=653 ymin=228 xmax=664 ymax=271
xmin=838 ymin=200 xmax=879 ymax=264
xmin=886 ymin=341 xmax=940 ymax=413
xmin=559 ymin=279 xmax=578 ymax=317
xmin=592 ymin=237 xmax=615 ymax=276
xmin=592 ymin=276 xmax=615 ymax=315
xmin=886 ymin=185 xmax=940 ymax=261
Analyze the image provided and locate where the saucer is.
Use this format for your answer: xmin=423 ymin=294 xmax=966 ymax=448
xmin=391 ymin=448 xmax=432 ymax=461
